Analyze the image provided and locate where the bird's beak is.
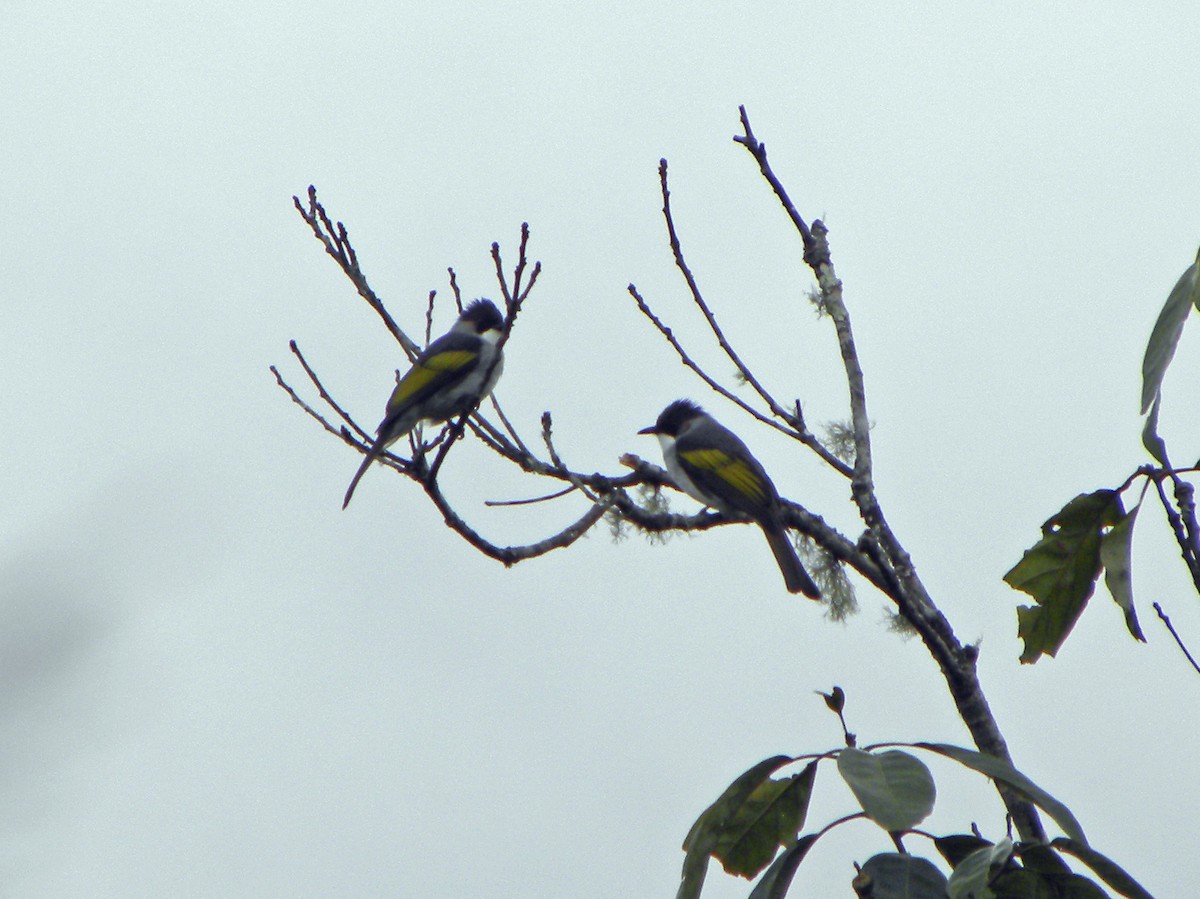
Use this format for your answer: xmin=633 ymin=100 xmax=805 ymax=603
xmin=637 ymin=425 xmax=657 ymax=435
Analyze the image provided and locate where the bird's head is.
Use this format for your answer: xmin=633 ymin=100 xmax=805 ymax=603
xmin=457 ymin=299 xmax=505 ymax=337
xmin=638 ymin=399 xmax=705 ymax=438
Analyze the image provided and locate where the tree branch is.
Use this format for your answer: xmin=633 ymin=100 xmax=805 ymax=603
xmin=1151 ymin=471 xmax=1200 ymax=594
xmin=293 ymin=186 xmax=418 ymax=357
xmin=658 ymin=159 xmax=801 ymax=424
xmin=733 ymin=106 xmax=1045 ymax=843
xmin=626 ymin=283 xmax=852 ymax=477
xmin=281 ymin=151 xmax=1049 ymax=848
xmin=1153 ymin=601 xmax=1200 ymax=676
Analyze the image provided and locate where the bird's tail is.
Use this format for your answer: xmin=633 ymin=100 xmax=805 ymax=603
xmin=342 ymin=446 xmax=382 ymax=509
xmin=761 ymin=520 xmax=821 ymax=599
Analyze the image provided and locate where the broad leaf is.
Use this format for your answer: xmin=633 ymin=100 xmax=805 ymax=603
xmin=947 ymin=838 xmax=1012 ymax=899
xmin=1017 ymin=843 xmax=1073 ymax=877
xmin=858 ymin=853 xmax=949 ymax=899
xmin=837 ymin=748 xmax=935 ymax=831
xmin=916 ymin=743 xmax=1086 ymax=845
xmin=747 ymin=834 xmax=820 ymax=899
xmin=1098 ymin=503 xmax=1145 ymax=642
xmin=1005 ymin=490 xmax=1124 ymax=662
xmin=677 ymin=755 xmax=794 ymax=899
xmin=988 ymin=866 xmax=1062 ymax=898
xmin=1140 ymin=250 xmax=1199 ymax=414
xmin=935 ymin=834 xmax=993 ymax=869
xmin=712 ymin=762 xmax=817 ymax=878
xmin=1004 ymin=844 xmax=1119 ymax=898
xmin=1052 ymin=838 xmax=1155 ymax=899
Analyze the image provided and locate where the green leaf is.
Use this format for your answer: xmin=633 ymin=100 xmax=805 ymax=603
xmin=935 ymin=834 xmax=994 ymax=869
xmin=947 ymin=838 xmax=1012 ymax=899
xmin=1098 ymin=503 xmax=1145 ymax=642
xmin=837 ymin=748 xmax=935 ymax=832
xmin=1017 ymin=844 xmax=1073 ymax=877
xmin=858 ymin=854 xmax=949 ymax=899
xmin=747 ymin=834 xmax=820 ymax=899
xmin=1005 ymin=490 xmax=1124 ymax=663
xmin=989 ymin=866 xmax=1062 ymax=898
xmin=1140 ymin=251 xmax=1200 ymax=414
xmin=677 ymin=755 xmax=794 ymax=899
xmin=712 ymin=762 xmax=817 ymax=878
xmin=1051 ymin=838 xmax=1155 ymax=899
xmin=1140 ymin=396 xmax=1170 ymax=465
xmin=915 ymin=743 xmax=1087 ymax=845
xmin=1005 ymin=844 xmax=1122 ymax=898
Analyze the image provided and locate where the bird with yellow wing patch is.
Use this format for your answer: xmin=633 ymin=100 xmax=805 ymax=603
xmin=639 ymin=399 xmax=820 ymax=598
xmin=343 ymin=299 xmax=505 ymax=508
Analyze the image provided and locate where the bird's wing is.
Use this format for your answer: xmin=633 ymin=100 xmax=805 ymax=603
xmin=383 ymin=332 xmax=481 ymax=421
xmin=675 ymin=443 xmax=773 ymax=515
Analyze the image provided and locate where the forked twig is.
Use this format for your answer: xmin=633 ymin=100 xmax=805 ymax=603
xmin=658 ymin=158 xmax=804 ymax=425
xmin=292 ymin=186 xmax=418 ymax=358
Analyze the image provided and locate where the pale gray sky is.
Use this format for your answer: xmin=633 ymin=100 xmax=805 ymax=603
xmin=3 ymin=2 xmax=1198 ymax=896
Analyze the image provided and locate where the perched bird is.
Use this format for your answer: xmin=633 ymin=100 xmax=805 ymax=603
xmin=638 ymin=399 xmax=820 ymax=598
xmin=343 ymin=299 xmax=506 ymax=509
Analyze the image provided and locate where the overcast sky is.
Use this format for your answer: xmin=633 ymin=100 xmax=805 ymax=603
xmin=3 ymin=2 xmax=1199 ymax=896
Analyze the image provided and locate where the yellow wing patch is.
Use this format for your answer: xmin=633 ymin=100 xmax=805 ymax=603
xmin=424 ymin=350 xmax=478 ymax=372
xmin=678 ymin=448 xmax=768 ymax=504
xmin=386 ymin=350 xmax=477 ymax=414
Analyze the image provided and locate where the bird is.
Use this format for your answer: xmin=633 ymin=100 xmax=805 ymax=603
xmin=342 ymin=299 xmax=506 ymax=509
xmin=638 ymin=399 xmax=821 ymax=598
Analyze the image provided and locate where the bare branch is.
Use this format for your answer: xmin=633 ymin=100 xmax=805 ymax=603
xmin=485 ymin=485 xmax=579 ymax=507
xmin=292 ymin=186 xmax=418 ymax=358
xmin=448 ymin=268 xmax=464 ymax=312
xmin=271 ymin=364 xmax=355 ymax=446
xmin=288 ymin=340 xmax=370 ymax=440
xmin=627 ymin=285 xmax=852 ymax=476
xmin=1151 ymin=472 xmax=1200 ymax=593
xmin=734 ymin=106 xmax=1045 ymax=843
xmin=630 ymin=207 xmax=852 ymax=476
xmin=488 ymin=396 xmax=534 ymax=458
xmin=626 ymin=283 xmax=803 ymax=439
xmin=424 ymin=289 xmax=436 ymax=347
xmin=658 ymin=158 xmax=805 ymax=426
xmin=733 ymin=107 xmax=812 ymax=246
xmin=1154 ymin=602 xmax=1200 ymax=675
xmin=283 ymin=158 xmax=1046 ymax=851
xmin=419 ymin=472 xmax=611 ymax=566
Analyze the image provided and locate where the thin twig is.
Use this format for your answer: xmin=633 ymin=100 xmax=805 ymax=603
xmin=271 ymin=365 xmax=355 ymax=445
xmin=424 ymin=290 xmax=436 ymax=346
xmin=541 ymin=411 xmax=607 ymax=505
xmin=420 ymin=472 xmax=611 ymax=565
xmin=448 ymin=268 xmax=464 ymax=313
xmin=293 ymin=186 xmax=418 ymax=358
xmin=733 ymin=107 xmax=812 ymax=246
xmin=289 ymin=340 xmax=370 ymax=440
xmin=486 ymin=485 xmax=579 ymax=507
xmin=627 ymin=283 xmax=852 ymax=477
xmin=489 ymin=396 xmax=533 ymax=457
xmin=627 ymin=285 xmax=791 ymax=433
xmin=658 ymin=159 xmax=807 ymax=426
xmin=1153 ymin=602 xmax=1200 ymax=675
